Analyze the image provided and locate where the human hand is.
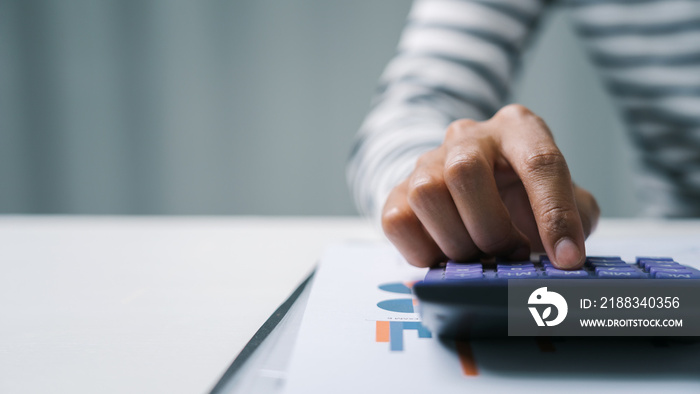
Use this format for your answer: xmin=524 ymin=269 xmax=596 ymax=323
xmin=381 ymin=104 xmax=600 ymax=270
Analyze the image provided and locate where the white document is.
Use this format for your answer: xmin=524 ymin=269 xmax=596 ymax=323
xmin=283 ymin=237 xmax=700 ymax=394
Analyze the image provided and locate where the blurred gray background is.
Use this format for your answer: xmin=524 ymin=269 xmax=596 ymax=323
xmin=0 ymin=0 xmax=638 ymax=216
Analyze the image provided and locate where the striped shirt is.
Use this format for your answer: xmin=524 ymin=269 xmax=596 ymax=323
xmin=347 ymin=0 xmax=700 ymax=222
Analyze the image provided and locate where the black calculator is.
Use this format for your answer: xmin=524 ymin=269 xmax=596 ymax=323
xmin=412 ymin=256 xmax=700 ymax=338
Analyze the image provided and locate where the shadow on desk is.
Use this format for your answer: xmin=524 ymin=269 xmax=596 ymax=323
xmin=440 ymin=337 xmax=700 ymax=379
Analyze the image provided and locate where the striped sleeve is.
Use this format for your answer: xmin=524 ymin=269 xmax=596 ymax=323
xmin=567 ymin=0 xmax=700 ymax=216
xmin=347 ymin=0 xmax=547 ymax=223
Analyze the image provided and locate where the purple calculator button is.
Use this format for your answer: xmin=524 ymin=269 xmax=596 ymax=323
xmin=498 ymin=262 xmax=535 ymax=267
xmin=445 ymin=262 xmax=482 ymax=273
xmin=589 ymin=261 xmax=629 ymax=267
xmin=587 ymin=256 xmax=623 ymax=262
xmin=645 ymin=261 xmax=680 ymax=265
xmin=498 ymin=271 xmax=538 ymax=278
xmin=498 ymin=266 xmax=535 ymax=271
xmin=655 ymin=272 xmax=700 ymax=279
xmin=586 ymin=257 xmax=623 ymax=266
xmin=636 ymin=256 xmax=673 ymax=264
xmin=424 ymin=268 xmax=445 ymax=282
xmin=545 ymin=268 xmax=589 ymax=278
xmin=445 ymin=271 xmax=483 ymax=280
xmin=445 ymin=266 xmax=482 ymax=273
xmin=594 ymin=266 xmax=635 ymax=274
xmin=637 ymin=258 xmax=676 ymax=269
xmin=596 ymin=270 xmax=645 ymax=278
xmin=446 ymin=261 xmax=482 ymax=268
xmin=497 ymin=266 xmax=535 ymax=272
xmin=649 ymin=267 xmax=692 ymax=277
xmin=641 ymin=262 xmax=681 ymax=271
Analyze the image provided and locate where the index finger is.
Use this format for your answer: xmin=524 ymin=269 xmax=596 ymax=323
xmin=492 ymin=105 xmax=585 ymax=269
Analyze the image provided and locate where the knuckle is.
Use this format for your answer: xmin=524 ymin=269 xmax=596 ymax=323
xmin=406 ymin=172 xmax=445 ymax=208
xmin=381 ymin=203 xmax=414 ymax=238
xmin=523 ymin=149 xmax=567 ymax=174
xmin=443 ymin=151 xmax=485 ymax=185
xmin=496 ymin=103 xmax=532 ymax=119
xmin=446 ymin=118 xmax=478 ymax=139
xmin=539 ymin=203 xmax=577 ymax=236
xmin=450 ymin=118 xmax=479 ymax=130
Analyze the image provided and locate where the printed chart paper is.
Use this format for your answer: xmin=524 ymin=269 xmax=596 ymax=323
xmin=283 ymin=238 xmax=700 ymax=393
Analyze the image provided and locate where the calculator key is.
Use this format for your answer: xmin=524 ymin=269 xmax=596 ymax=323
xmin=445 ymin=266 xmax=482 ymax=273
xmin=497 ymin=266 xmax=535 ymax=272
xmin=596 ymin=270 xmax=645 ymax=278
xmin=643 ymin=260 xmax=680 ymax=266
xmin=636 ymin=256 xmax=673 ymax=265
xmin=498 ymin=271 xmax=539 ymax=278
xmin=424 ymin=268 xmax=445 ymax=282
xmin=637 ymin=259 xmax=677 ymax=269
xmin=642 ymin=265 xmax=682 ymax=274
xmin=649 ymin=267 xmax=692 ymax=277
xmin=641 ymin=262 xmax=681 ymax=271
xmin=594 ymin=266 xmax=636 ymax=274
xmin=587 ymin=256 xmax=623 ymax=263
xmin=655 ymin=272 xmax=700 ymax=279
xmin=498 ymin=262 xmax=535 ymax=267
xmin=446 ymin=262 xmax=482 ymax=268
xmin=545 ymin=268 xmax=589 ymax=278
xmin=445 ymin=271 xmax=483 ymax=280
xmin=589 ymin=261 xmax=630 ymax=267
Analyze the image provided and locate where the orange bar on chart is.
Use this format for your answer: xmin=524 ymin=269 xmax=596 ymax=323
xmin=376 ymin=321 xmax=390 ymax=342
xmin=455 ymin=341 xmax=479 ymax=376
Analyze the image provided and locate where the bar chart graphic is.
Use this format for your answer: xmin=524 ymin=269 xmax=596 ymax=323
xmin=374 ymin=280 xmax=478 ymax=375
xmin=375 ymin=321 xmax=432 ymax=351
xmin=375 ymin=281 xmax=431 ymax=351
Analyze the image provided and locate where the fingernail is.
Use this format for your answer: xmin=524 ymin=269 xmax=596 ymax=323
xmin=554 ymin=237 xmax=582 ymax=269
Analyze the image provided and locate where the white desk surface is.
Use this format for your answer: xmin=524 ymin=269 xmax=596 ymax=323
xmin=2 ymin=216 xmax=700 ymax=393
